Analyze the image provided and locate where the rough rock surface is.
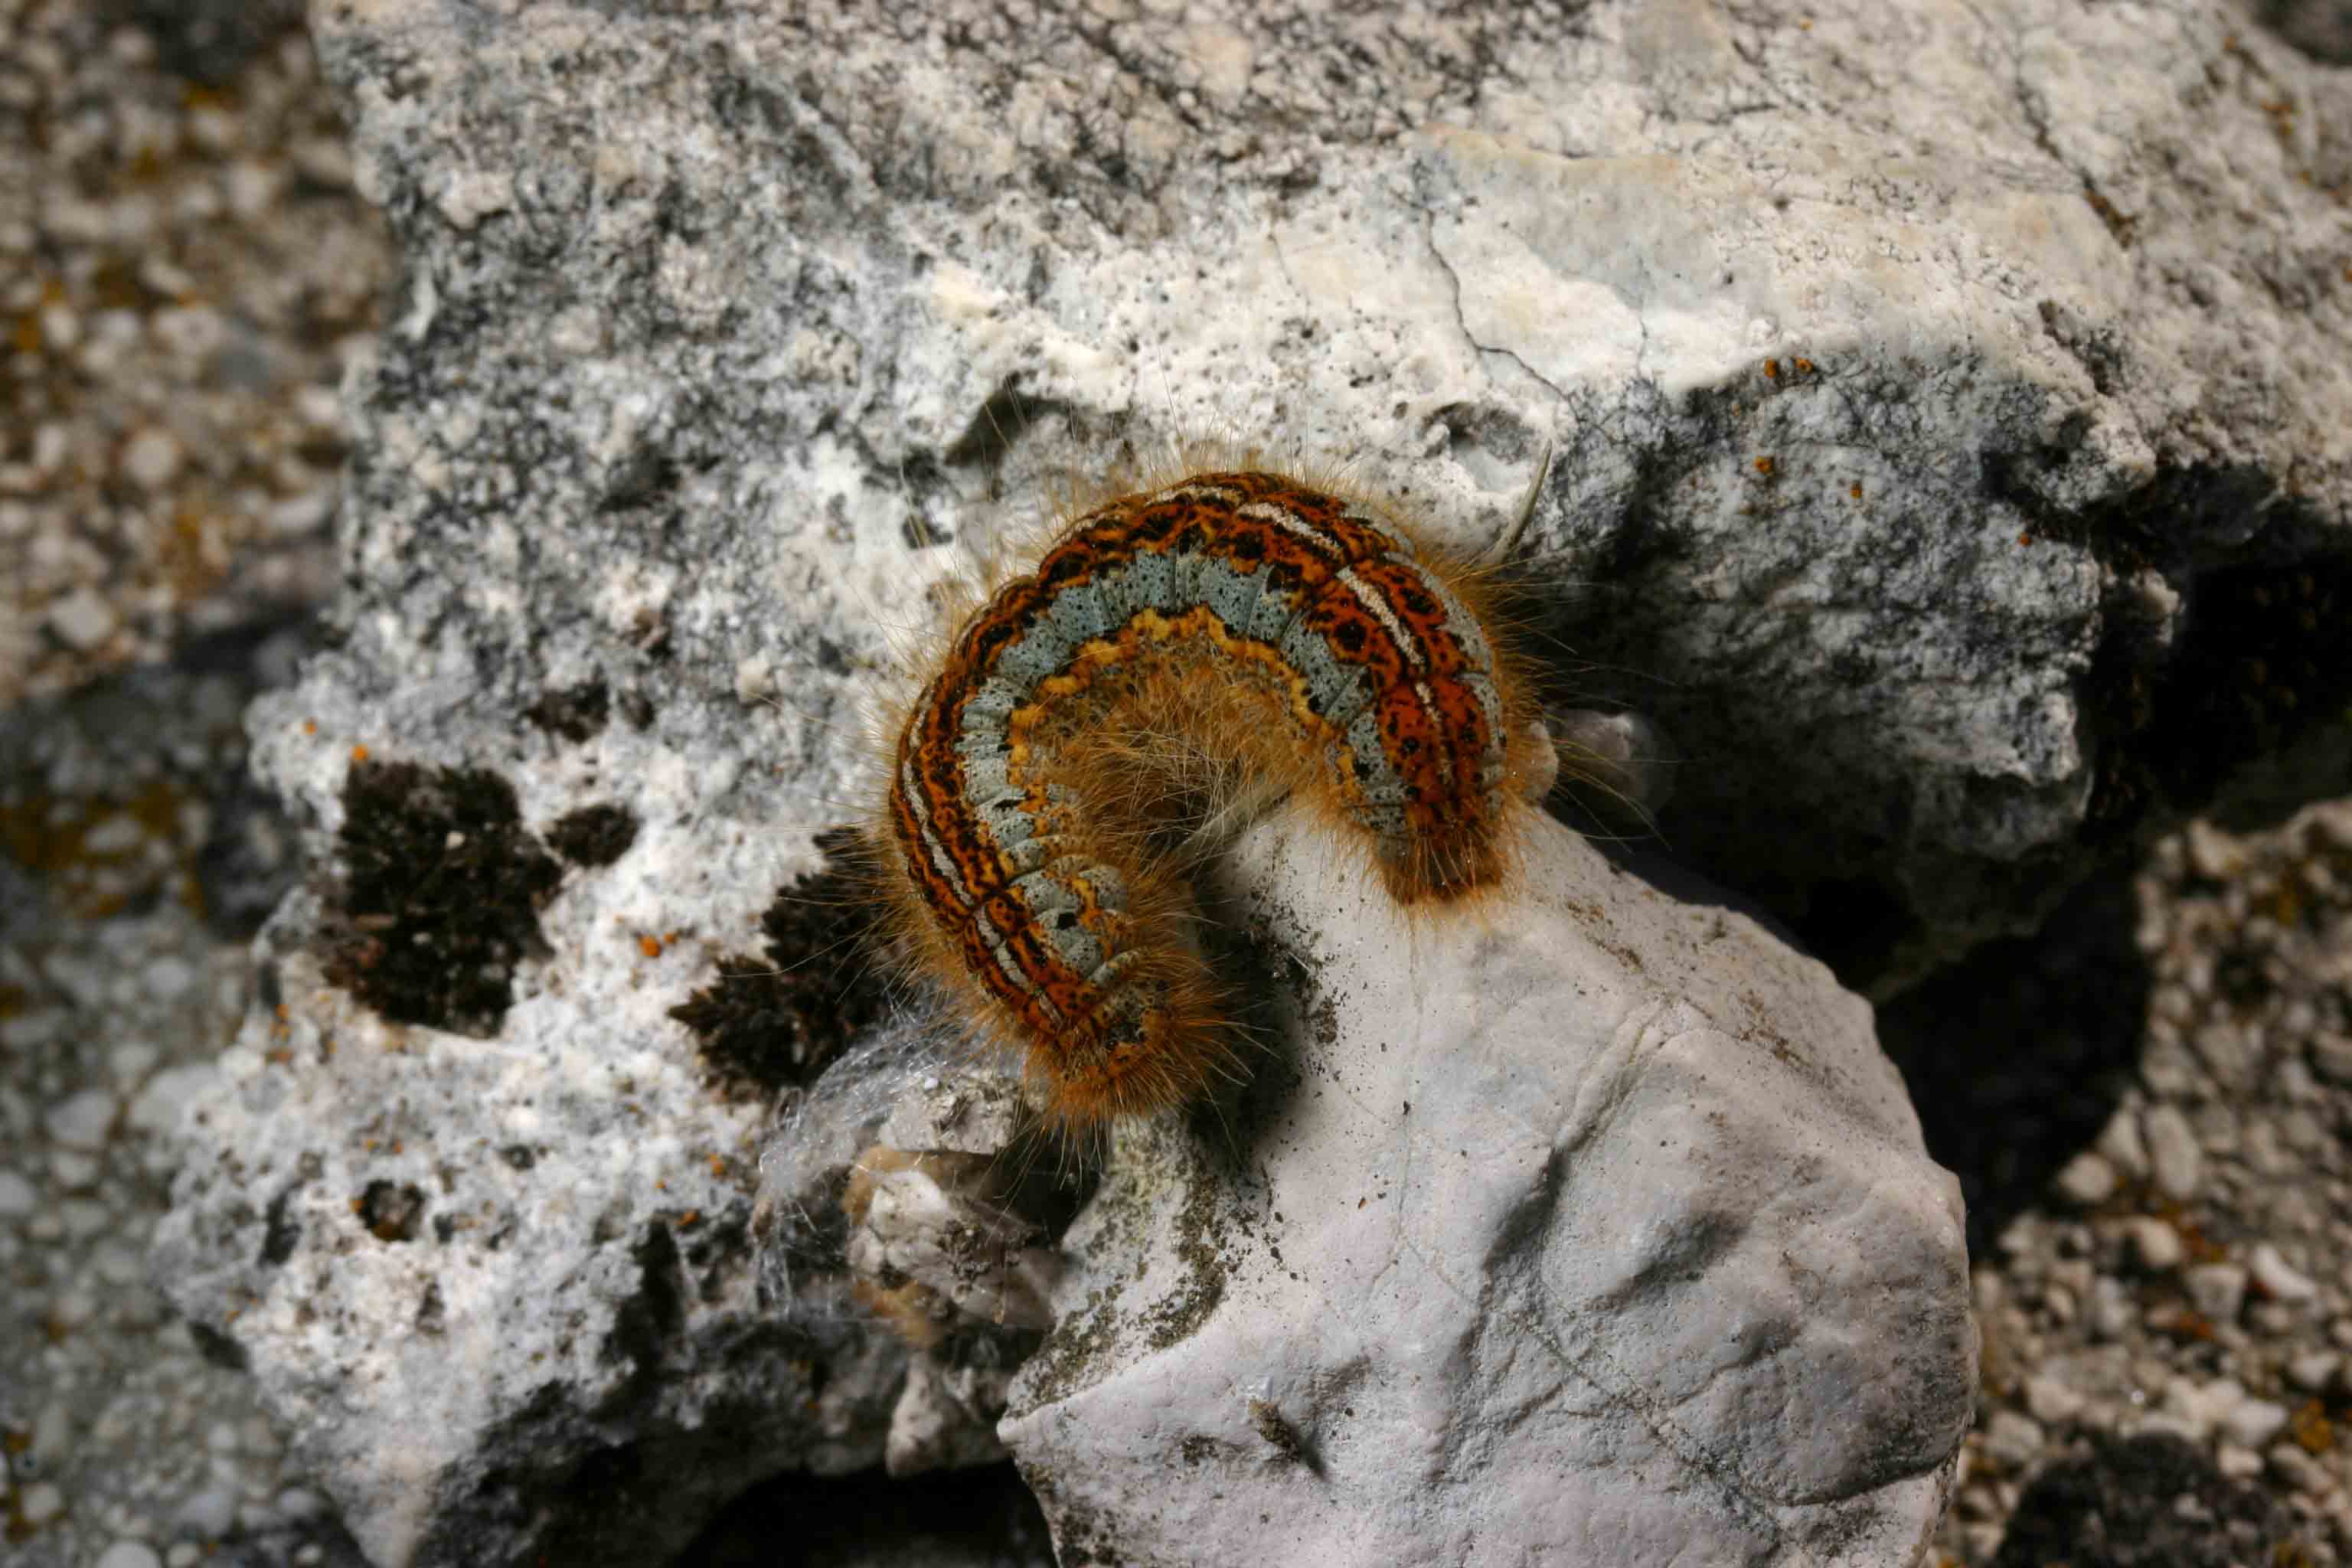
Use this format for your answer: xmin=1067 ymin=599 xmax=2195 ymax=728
xmin=292 ymin=0 xmax=2352 ymax=990
xmin=999 ymin=804 xmax=1975 ymax=1566
xmin=145 ymin=0 xmax=2349 ymax=1563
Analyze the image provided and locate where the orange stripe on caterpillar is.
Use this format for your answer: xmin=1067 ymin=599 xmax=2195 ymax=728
xmin=877 ymin=469 xmax=1545 ymax=1132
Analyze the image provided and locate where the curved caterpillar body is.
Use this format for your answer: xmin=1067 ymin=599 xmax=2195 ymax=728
xmin=877 ymin=469 xmax=1547 ymax=1132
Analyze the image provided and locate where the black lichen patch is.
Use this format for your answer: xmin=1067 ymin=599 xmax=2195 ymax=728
xmin=259 ymin=1181 xmax=302 ymax=1265
xmin=524 ymin=679 xmax=611 ymax=743
xmin=358 ymin=1179 xmax=427 ymax=1243
xmin=324 ymin=760 xmax=561 ymax=1036
xmin=546 ymin=803 xmax=639 ymax=867
xmin=1145 ymin=1163 xmax=1230 ymax=1352
xmin=668 ymin=826 xmax=885 ymax=1100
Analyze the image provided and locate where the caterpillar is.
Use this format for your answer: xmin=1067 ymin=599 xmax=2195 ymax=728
xmin=873 ymin=466 xmax=1553 ymax=1135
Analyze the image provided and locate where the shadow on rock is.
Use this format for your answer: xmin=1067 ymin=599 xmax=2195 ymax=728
xmin=1877 ymin=871 xmax=2148 ymax=1261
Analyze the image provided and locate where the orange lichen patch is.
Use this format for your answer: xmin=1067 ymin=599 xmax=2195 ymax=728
xmin=350 ymin=743 xmax=370 ymax=763
xmin=1850 ymin=482 xmax=1864 ymax=500
xmin=1793 ymin=357 xmax=1815 ymax=375
xmin=1763 ymin=358 xmax=1780 ymax=380
xmin=304 ymin=719 xmax=319 ymax=735
xmin=2149 ymin=1305 xmax=2219 ymax=1343
xmin=637 ymin=933 xmax=663 ymax=959
xmin=1753 ymin=456 xmax=1775 ymax=477
xmin=2291 ymin=1398 xmax=2334 ymax=1455
xmin=0 ymin=776 xmax=192 ymax=918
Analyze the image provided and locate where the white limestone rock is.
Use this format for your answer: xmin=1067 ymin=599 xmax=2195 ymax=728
xmin=152 ymin=932 xmax=912 ymax=1568
xmin=297 ymin=0 xmax=2350 ymax=994
xmin=151 ymin=0 xmax=2343 ymax=1560
xmin=1000 ymin=805 xmax=1975 ymax=1566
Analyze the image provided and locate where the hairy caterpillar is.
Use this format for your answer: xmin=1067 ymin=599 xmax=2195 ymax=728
xmin=873 ymin=466 xmax=1553 ymax=1134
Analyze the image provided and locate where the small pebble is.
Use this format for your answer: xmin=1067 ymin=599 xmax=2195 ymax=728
xmin=2088 ymin=1276 xmax=2135 ymax=1341
xmin=2052 ymin=1151 xmax=2118 ymax=1207
xmin=167 ymin=1547 xmax=201 ymax=1568
xmin=2250 ymin=1242 xmax=2321 ymax=1305
xmin=110 ymin=1040 xmax=161 ymax=1085
xmin=2216 ymin=1441 xmax=2265 ymax=1480
xmin=2144 ymin=1105 xmax=2202 ymax=1200
xmin=2272 ymin=1442 xmax=2337 ymax=1496
xmin=119 ymin=426 xmax=183 ymax=490
xmin=32 ymin=1397 xmax=74 ymax=1462
xmin=93 ymin=1240 xmax=145 ymax=1286
xmin=20 ymin=1480 xmax=66 ymax=1524
xmin=2311 ymin=1035 xmax=2352 ymax=1086
xmin=45 ymin=585 xmax=119 ymax=651
xmin=276 ymin=1486 xmax=325 ymax=1520
xmin=62 ymin=1197 xmax=113 ymax=1236
xmin=1983 ymin=1409 xmax=2045 ymax=1470
xmin=96 ymin=1544 xmax=163 ymax=1568
xmin=2290 ymin=1351 xmax=2343 ymax=1392
xmin=2125 ymin=1217 xmax=2185 ymax=1272
xmin=0 ymin=1167 xmax=37 ymax=1217
xmin=145 ymin=956 xmax=195 ymax=1001
xmin=44 ymin=1086 xmax=117 ymax=1149
xmin=49 ymin=1287 xmax=99 ymax=1329
xmin=80 ymin=812 xmax=145 ymax=855
xmin=51 ymin=1148 xmax=100 ymax=1190
xmin=175 ymin=1482 xmax=238 ymax=1538
xmin=2220 ymin=1395 xmax=2292 ymax=1450
xmin=128 ymin=1064 xmax=214 ymax=1133
xmin=2095 ymin=1109 xmax=2150 ymax=1179
xmin=2023 ymin=1372 xmax=2086 ymax=1426
xmin=2186 ymin=1262 xmax=2249 ymax=1324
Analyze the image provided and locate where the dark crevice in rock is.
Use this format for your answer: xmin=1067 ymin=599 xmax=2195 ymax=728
xmin=1878 ymin=871 xmax=2146 ymax=1259
xmin=675 ymin=1459 xmax=1054 ymax=1568
xmin=357 ymin=1179 xmax=428 ymax=1243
